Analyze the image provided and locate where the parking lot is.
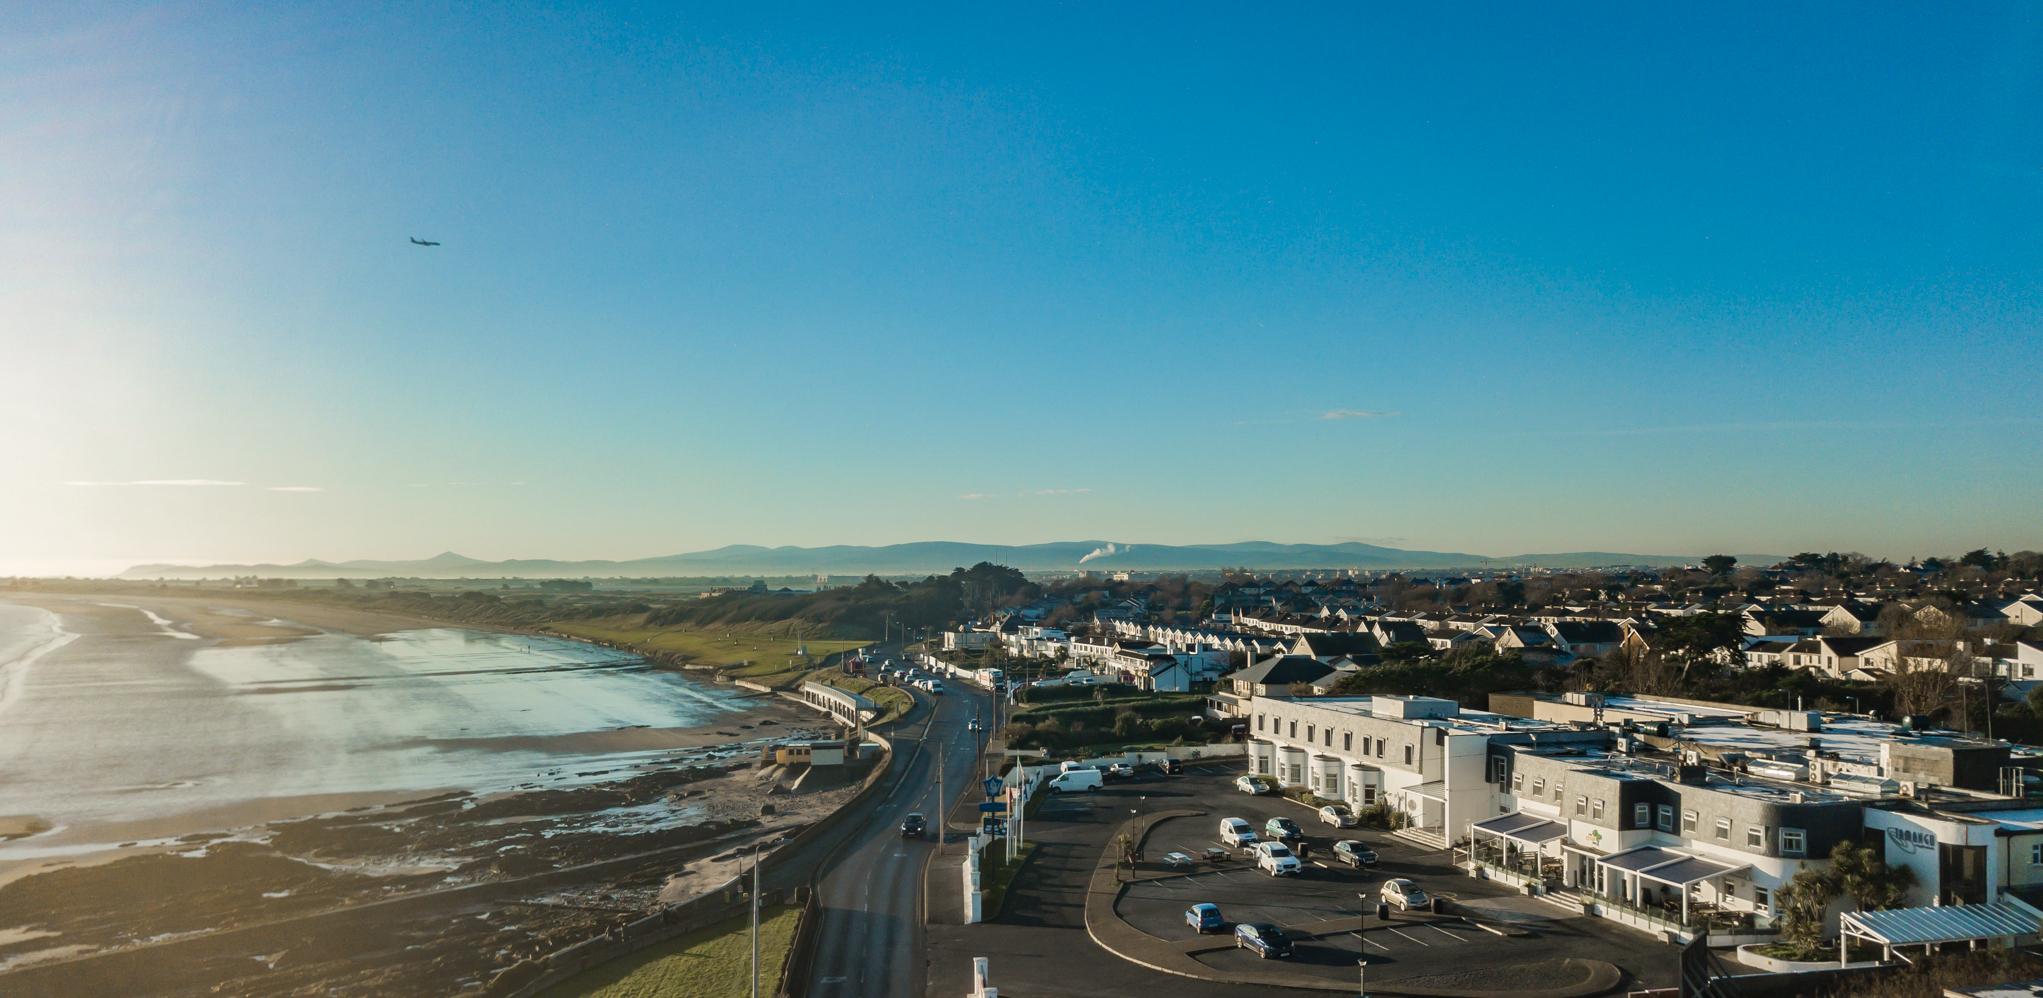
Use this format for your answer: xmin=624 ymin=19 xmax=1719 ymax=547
xmin=1108 ymin=765 xmax=1683 ymax=992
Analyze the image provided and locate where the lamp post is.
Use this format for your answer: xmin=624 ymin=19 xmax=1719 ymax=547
xmin=1356 ymin=892 xmax=1369 ymax=997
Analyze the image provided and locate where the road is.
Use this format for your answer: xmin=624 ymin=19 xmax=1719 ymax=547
xmin=804 ymin=655 xmax=990 ymax=998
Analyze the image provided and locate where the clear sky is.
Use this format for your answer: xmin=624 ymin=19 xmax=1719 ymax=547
xmin=4 ymin=3 xmax=2041 ymax=573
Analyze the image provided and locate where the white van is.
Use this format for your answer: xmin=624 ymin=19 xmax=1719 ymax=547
xmin=1219 ymin=817 xmax=1258 ymax=847
xmin=1047 ymin=768 xmax=1102 ymax=793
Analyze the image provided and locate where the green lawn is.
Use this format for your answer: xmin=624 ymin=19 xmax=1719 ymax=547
xmin=547 ymin=621 xmax=869 ymax=688
xmin=979 ymin=841 xmax=1036 ymax=919
xmin=803 ymin=670 xmax=913 ymax=725
xmin=539 ymin=905 xmax=802 ymax=998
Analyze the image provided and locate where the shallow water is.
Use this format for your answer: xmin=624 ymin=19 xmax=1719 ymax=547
xmin=0 ymin=601 xmax=757 ymax=857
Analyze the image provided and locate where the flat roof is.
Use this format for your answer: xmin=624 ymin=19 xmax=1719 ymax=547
xmin=1843 ymin=903 xmax=2038 ymax=947
xmin=1596 ymin=846 xmax=1746 ymax=885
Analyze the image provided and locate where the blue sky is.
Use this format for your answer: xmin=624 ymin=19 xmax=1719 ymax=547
xmin=3 ymin=3 xmax=2041 ymax=571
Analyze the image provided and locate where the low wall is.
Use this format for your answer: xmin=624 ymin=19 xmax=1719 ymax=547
xmin=490 ymin=730 xmax=897 ymax=997
xmin=1732 ymin=943 xmax=1885 ymax=973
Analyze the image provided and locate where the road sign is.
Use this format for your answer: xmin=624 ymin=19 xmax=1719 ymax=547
xmin=982 ymin=777 xmax=1004 ymax=798
xmin=978 ymin=801 xmax=1007 ymax=813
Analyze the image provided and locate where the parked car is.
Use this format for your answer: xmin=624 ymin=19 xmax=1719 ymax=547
xmin=1254 ymin=841 xmax=1302 ymax=877
xmin=1164 ymin=758 xmax=1184 ymax=775
xmin=1380 ymin=878 xmax=1429 ymax=911
xmin=901 ymin=813 xmax=926 ymax=838
xmin=1106 ymin=762 xmax=1135 ymax=780
xmin=1047 ymin=769 xmax=1102 ymax=793
xmin=1219 ymin=817 xmax=1258 ymax=848
xmin=1317 ymin=804 xmax=1355 ymax=827
xmin=1332 ymin=840 xmax=1378 ymax=868
xmin=1264 ymin=817 xmax=1303 ymax=843
xmin=1234 ymin=775 xmax=1273 ymax=795
xmin=1185 ymin=902 xmax=1226 ymax=933
xmin=1162 ymin=850 xmax=1197 ymax=869
xmin=1233 ymin=922 xmax=1294 ymax=959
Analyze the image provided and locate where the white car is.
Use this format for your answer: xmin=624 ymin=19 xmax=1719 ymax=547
xmin=1234 ymin=775 xmax=1273 ymax=795
xmin=967 ymin=718 xmax=980 ymax=732
xmin=1380 ymin=878 xmax=1429 ymax=911
xmin=1317 ymin=804 xmax=1355 ymax=827
xmin=1219 ymin=817 xmax=1258 ymax=848
xmin=1162 ymin=850 xmax=1197 ymax=869
xmin=1254 ymin=841 xmax=1302 ymax=877
xmin=1108 ymin=763 xmax=1134 ymax=778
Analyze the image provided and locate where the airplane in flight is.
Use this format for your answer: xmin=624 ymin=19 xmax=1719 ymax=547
xmin=409 ymin=237 xmax=441 ymax=246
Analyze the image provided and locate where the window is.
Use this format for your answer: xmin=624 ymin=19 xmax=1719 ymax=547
xmin=1657 ymin=804 xmax=1674 ymax=832
xmin=1715 ymin=817 xmax=1731 ymax=841
xmin=1746 ymin=825 xmax=1766 ymax=850
xmin=1782 ymin=828 xmax=1807 ymax=857
xmin=1512 ymin=773 xmax=1525 ymax=791
xmin=1752 ymin=886 xmax=1771 ymax=913
xmin=1375 ymin=737 xmax=1386 ymax=757
xmin=1633 ymin=803 xmax=1649 ymax=827
xmin=1306 ymin=724 xmax=1314 ymax=742
xmin=1591 ymin=798 xmax=1605 ymax=821
xmin=1681 ymin=809 xmax=1697 ymax=833
xmin=1575 ymin=795 xmax=1587 ymax=816
xmin=1403 ymin=745 xmax=1413 ymax=765
xmin=1325 ymin=728 xmax=1333 ymax=747
xmin=1532 ymin=778 xmax=1545 ymax=796
xmin=1256 ymin=714 xmax=1266 ymax=731
xmin=1288 ymin=720 xmax=1297 ymax=738
xmin=1490 ymin=756 xmax=1508 ymax=783
xmin=1552 ymin=782 xmax=1563 ymax=801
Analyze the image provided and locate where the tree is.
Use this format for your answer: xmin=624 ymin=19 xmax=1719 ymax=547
xmin=1703 ymin=554 xmax=1738 ymax=576
xmin=1775 ymin=867 xmax=1837 ymax=953
xmin=1829 ymin=839 xmax=1915 ymax=911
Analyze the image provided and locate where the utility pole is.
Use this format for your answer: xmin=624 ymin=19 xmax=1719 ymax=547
xmin=1356 ymin=893 xmax=1368 ymax=997
xmin=938 ymin=744 xmax=946 ymax=855
xmin=750 ymin=845 xmax=761 ymax=998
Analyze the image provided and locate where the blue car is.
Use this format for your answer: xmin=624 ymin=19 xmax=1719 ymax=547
xmin=1234 ymin=922 xmax=1293 ymax=959
xmin=1185 ymin=902 xmax=1225 ymax=933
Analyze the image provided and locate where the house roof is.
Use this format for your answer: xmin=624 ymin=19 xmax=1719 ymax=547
xmin=1235 ymin=655 xmax=1335 ymax=687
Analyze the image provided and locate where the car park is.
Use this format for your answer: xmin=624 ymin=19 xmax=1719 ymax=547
xmin=1232 ymin=922 xmax=1294 ymax=959
xmin=1332 ymin=840 xmax=1378 ymax=867
xmin=1381 ymin=878 xmax=1429 ymax=911
xmin=1234 ymin=775 xmax=1272 ymax=795
xmin=1185 ymin=902 xmax=1225 ymax=933
xmin=1218 ymin=817 xmax=1258 ymax=847
xmin=900 ymin=813 xmax=926 ymax=838
xmin=1317 ymin=804 xmax=1355 ymax=827
xmin=1253 ymin=841 xmax=1301 ymax=877
xmin=1263 ymin=816 xmax=1303 ymax=843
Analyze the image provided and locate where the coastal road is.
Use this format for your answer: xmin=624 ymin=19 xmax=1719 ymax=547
xmin=804 ymin=667 xmax=990 ymax=998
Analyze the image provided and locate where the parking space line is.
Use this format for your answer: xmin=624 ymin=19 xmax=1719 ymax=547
xmin=1347 ymin=931 xmax=1393 ymax=953
xmin=1428 ymin=924 xmax=1463 ymax=942
xmin=1387 ymin=927 xmax=1431 ymax=947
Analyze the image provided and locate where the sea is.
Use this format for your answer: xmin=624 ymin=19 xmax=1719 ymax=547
xmin=0 ymin=599 xmax=757 ymax=860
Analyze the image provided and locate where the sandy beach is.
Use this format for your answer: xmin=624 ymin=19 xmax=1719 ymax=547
xmin=0 ymin=590 xmax=860 ymax=992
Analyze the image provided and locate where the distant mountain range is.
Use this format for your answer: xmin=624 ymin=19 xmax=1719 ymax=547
xmin=116 ymin=541 xmax=1785 ymax=579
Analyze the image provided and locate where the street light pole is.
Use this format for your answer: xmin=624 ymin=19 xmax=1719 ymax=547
xmin=750 ymin=844 xmax=761 ymax=998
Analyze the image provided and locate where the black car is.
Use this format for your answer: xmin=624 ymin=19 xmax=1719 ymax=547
xmin=1333 ymin=840 xmax=1378 ymax=867
xmin=1233 ymin=922 xmax=1294 ymax=959
xmin=1164 ymin=758 xmax=1184 ymax=775
xmin=901 ymin=812 xmax=926 ymax=838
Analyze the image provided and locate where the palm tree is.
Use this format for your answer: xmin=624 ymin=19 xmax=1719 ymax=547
xmin=1829 ymin=840 xmax=1915 ymax=910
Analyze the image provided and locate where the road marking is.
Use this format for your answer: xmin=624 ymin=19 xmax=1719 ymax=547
xmin=1312 ymin=861 xmax=1329 ymax=869
xmin=1387 ymin=927 xmax=1430 ymax=946
xmin=819 ymin=976 xmax=847 ymax=985
xmin=1429 ymin=924 xmax=1463 ymax=942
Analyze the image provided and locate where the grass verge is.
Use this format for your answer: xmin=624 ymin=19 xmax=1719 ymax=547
xmin=979 ymin=841 xmax=1037 ymax=920
xmin=546 ymin=621 xmax=869 ymax=688
xmin=538 ymin=904 xmax=802 ymax=998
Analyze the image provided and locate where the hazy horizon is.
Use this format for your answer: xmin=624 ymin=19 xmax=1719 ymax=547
xmin=6 ymin=5 xmax=2040 ymax=570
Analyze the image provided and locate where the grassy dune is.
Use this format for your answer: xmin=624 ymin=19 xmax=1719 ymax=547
xmin=538 ymin=905 xmax=801 ymax=998
xmin=546 ymin=621 xmax=868 ymax=688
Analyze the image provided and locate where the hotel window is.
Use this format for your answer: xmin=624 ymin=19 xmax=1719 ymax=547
xmin=1375 ymin=737 xmax=1386 ymax=757
xmin=1288 ymin=720 xmax=1297 ymax=738
xmin=2031 ymin=843 xmax=2043 ymax=866
xmin=1746 ymin=825 xmax=1766 ymax=850
xmin=1403 ymin=744 xmax=1414 ymax=765
xmin=1682 ymin=809 xmax=1698 ymax=833
xmin=1256 ymin=714 xmax=1266 ymax=731
xmin=1715 ymin=817 xmax=1732 ymax=841
xmin=1634 ymin=803 xmax=1650 ymax=827
xmin=1752 ymin=886 xmax=1771 ymax=913
xmin=1591 ymin=799 xmax=1605 ymax=820
xmin=1306 ymin=724 xmax=1315 ymax=742
xmin=1782 ymin=828 xmax=1807 ymax=857
xmin=1657 ymin=804 xmax=1675 ymax=832
xmin=1326 ymin=728 xmax=1334 ymax=747
xmin=1575 ymin=795 xmax=1587 ymax=816
xmin=1512 ymin=773 xmax=1525 ymax=791
xmin=1552 ymin=782 xmax=1563 ymax=802
xmin=1344 ymin=732 xmax=1353 ymax=751
xmin=1532 ymin=778 xmax=1545 ymax=796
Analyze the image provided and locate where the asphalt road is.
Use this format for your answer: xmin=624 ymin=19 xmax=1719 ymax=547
xmin=805 ymin=658 xmax=990 ymax=998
